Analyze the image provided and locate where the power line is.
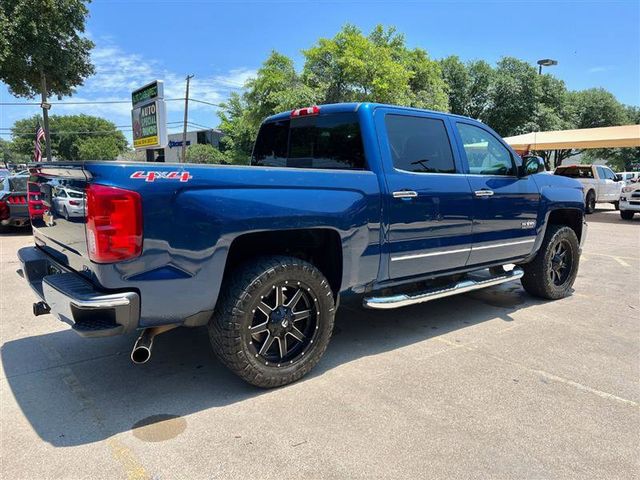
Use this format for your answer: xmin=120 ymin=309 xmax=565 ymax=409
xmin=0 ymin=97 xmax=224 ymax=107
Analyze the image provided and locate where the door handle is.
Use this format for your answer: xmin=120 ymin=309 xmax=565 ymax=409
xmin=393 ymin=190 xmax=418 ymax=199
xmin=474 ymin=189 xmax=494 ymax=197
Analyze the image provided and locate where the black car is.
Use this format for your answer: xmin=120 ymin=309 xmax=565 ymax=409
xmin=0 ymin=175 xmax=30 ymax=230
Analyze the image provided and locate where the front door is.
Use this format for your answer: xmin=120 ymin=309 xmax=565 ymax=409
xmin=376 ymin=110 xmax=474 ymax=280
xmin=453 ymin=121 xmax=540 ymax=266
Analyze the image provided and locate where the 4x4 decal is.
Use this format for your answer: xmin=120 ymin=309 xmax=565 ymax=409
xmin=130 ymin=171 xmax=192 ymax=182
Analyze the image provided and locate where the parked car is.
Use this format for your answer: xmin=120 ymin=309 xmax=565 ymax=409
xmin=18 ymin=103 xmax=587 ymax=388
xmin=619 ymin=171 xmax=640 ymax=186
xmin=52 ymin=187 xmax=85 ymax=219
xmin=0 ymin=175 xmax=30 ymax=230
xmin=619 ymin=183 xmax=640 ymax=220
xmin=554 ymin=164 xmax=623 ymax=213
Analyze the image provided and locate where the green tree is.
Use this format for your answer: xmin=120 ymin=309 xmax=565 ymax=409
xmin=440 ymin=57 xmax=494 ymax=120
xmin=0 ymin=0 xmax=94 ymax=98
xmin=11 ymin=114 xmax=127 ymax=160
xmin=219 ymin=24 xmax=449 ymax=160
xmin=485 ymin=57 xmax=540 ymax=137
xmin=185 ymin=143 xmax=229 ymax=164
xmin=0 ymin=138 xmax=29 ymax=164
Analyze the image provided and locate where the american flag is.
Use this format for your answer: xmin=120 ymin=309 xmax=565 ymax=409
xmin=34 ymin=122 xmax=45 ymax=162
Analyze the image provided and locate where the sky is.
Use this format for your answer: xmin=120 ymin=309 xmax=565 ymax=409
xmin=1 ymin=0 xmax=639 ymax=144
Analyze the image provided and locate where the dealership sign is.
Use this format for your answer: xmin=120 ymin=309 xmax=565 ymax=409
xmin=131 ymin=81 xmax=167 ymax=149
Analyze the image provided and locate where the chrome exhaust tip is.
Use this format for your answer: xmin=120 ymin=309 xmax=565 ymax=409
xmin=130 ymin=325 xmax=177 ymax=365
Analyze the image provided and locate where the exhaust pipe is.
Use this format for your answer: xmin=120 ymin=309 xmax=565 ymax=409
xmin=131 ymin=325 xmax=177 ymax=364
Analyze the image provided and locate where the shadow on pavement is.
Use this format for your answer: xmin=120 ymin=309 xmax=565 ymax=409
xmin=2 ymin=281 xmax=542 ymax=448
xmin=0 ymin=226 xmax=33 ymax=236
xmin=586 ymin=208 xmax=640 ymax=225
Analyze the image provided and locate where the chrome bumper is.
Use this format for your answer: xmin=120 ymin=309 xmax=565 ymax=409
xmin=17 ymin=246 xmax=139 ymax=337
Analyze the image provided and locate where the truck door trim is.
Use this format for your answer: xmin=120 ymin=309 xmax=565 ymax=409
xmin=390 ymin=237 xmax=535 ymax=262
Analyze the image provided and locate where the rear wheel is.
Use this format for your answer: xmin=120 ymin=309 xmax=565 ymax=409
xmin=620 ymin=210 xmax=635 ymax=220
xmin=520 ymin=225 xmax=580 ymax=300
xmin=585 ymin=190 xmax=596 ymax=214
xmin=209 ymin=256 xmax=335 ymax=388
xmin=63 ymin=207 xmax=69 ymax=220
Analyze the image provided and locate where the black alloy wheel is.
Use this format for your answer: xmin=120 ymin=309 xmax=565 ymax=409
xmin=248 ymin=283 xmax=319 ymax=366
xmin=548 ymin=239 xmax=572 ymax=287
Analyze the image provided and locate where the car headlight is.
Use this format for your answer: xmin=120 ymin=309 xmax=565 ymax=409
xmin=622 ymin=186 xmax=635 ymax=193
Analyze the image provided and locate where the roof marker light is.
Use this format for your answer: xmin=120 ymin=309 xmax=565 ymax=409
xmin=291 ymin=105 xmax=320 ymax=117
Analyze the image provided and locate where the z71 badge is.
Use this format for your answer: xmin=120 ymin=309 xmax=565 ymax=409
xmin=130 ymin=171 xmax=192 ymax=183
xmin=521 ymin=220 xmax=536 ymax=229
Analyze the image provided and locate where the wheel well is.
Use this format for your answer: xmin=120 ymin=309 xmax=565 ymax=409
xmin=223 ymin=229 xmax=343 ymax=295
xmin=547 ymin=209 xmax=584 ymax=241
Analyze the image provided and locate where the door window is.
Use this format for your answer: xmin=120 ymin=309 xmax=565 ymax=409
xmin=456 ymin=123 xmax=515 ymax=176
xmin=385 ymin=115 xmax=456 ymax=174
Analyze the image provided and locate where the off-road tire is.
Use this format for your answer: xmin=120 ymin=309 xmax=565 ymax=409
xmin=585 ymin=190 xmax=596 ymax=214
xmin=520 ymin=225 xmax=580 ymax=300
xmin=209 ymin=256 xmax=335 ymax=388
xmin=620 ymin=210 xmax=635 ymax=220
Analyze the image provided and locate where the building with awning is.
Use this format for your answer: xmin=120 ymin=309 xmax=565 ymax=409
xmin=503 ymin=124 xmax=640 ymax=153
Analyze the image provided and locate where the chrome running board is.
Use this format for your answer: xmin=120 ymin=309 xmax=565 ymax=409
xmin=363 ymin=267 xmax=524 ymax=310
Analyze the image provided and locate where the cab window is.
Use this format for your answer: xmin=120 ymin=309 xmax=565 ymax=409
xmin=384 ymin=115 xmax=456 ymax=174
xmin=456 ymin=123 xmax=515 ymax=176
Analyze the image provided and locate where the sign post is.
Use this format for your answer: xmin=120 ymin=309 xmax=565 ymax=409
xmin=131 ymin=80 xmax=167 ymax=150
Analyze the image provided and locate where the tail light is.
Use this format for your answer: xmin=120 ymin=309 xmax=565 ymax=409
xmin=86 ymin=184 xmax=142 ymax=263
xmin=0 ymin=199 xmax=8 ymax=221
xmin=69 ymin=200 xmax=81 ymax=206
xmin=27 ymin=181 xmax=44 ymax=218
xmin=291 ymin=105 xmax=320 ymax=117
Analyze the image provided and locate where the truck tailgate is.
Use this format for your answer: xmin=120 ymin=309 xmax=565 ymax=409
xmin=29 ymin=164 xmax=90 ymax=273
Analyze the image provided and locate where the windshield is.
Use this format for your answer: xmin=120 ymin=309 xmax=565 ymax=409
xmin=252 ymin=112 xmax=366 ymax=170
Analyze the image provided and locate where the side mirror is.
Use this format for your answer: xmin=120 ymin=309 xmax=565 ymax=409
xmin=521 ymin=155 xmax=546 ymax=176
xmin=614 ymin=173 xmax=623 ymax=182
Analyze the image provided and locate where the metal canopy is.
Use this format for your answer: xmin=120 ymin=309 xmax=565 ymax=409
xmin=503 ymin=124 xmax=640 ymax=151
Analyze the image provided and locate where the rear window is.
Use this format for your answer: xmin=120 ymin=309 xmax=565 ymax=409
xmin=252 ymin=113 xmax=366 ymax=170
xmin=555 ymin=166 xmax=594 ymax=179
xmin=8 ymin=177 xmax=28 ymax=192
xmin=68 ymin=190 xmax=84 ymax=199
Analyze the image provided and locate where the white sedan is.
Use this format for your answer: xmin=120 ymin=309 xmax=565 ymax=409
xmin=52 ymin=187 xmax=85 ymax=219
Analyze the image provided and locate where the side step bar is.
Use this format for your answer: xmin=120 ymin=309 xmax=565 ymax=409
xmin=363 ymin=267 xmax=524 ymax=310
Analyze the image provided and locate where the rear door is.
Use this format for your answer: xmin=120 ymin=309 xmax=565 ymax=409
xmin=453 ymin=121 xmax=540 ymax=266
xmin=375 ymin=108 xmax=474 ymax=279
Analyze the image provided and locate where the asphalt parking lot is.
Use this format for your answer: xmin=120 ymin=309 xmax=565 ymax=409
xmin=1 ymin=206 xmax=638 ymax=480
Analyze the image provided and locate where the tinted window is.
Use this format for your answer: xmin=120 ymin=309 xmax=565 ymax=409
xmin=8 ymin=177 xmax=27 ymax=192
xmin=385 ymin=115 xmax=456 ymax=174
xmin=555 ymin=166 xmax=594 ymax=179
xmin=456 ymin=123 xmax=515 ymax=176
xmin=252 ymin=113 xmax=366 ymax=170
xmin=68 ymin=190 xmax=83 ymax=199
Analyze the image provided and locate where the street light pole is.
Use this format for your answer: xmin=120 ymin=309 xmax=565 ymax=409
xmin=537 ymin=58 xmax=558 ymax=75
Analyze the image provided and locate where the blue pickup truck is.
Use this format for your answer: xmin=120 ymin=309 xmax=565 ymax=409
xmin=18 ymin=103 xmax=586 ymax=388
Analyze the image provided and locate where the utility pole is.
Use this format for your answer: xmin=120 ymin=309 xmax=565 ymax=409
xmin=40 ymin=71 xmax=53 ymax=161
xmin=181 ymin=74 xmax=194 ymax=163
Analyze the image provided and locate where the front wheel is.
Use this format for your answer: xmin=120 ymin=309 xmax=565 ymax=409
xmin=620 ymin=210 xmax=635 ymax=220
xmin=209 ymin=256 xmax=335 ymax=388
xmin=520 ymin=225 xmax=580 ymax=300
xmin=613 ymin=201 xmax=620 ymax=211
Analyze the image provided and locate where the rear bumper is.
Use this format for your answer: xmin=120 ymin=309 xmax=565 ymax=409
xmin=17 ymin=246 xmax=139 ymax=337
